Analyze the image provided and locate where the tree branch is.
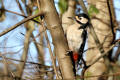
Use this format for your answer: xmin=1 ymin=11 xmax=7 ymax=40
xmin=78 ymin=0 xmax=105 ymax=54
xmin=40 ymin=0 xmax=75 ymax=79
xmin=17 ymin=21 xmax=34 ymax=78
xmin=0 ymin=11 xmax=43 ymax=37
xmin=88 ymin=40 xmax=120 ymax=67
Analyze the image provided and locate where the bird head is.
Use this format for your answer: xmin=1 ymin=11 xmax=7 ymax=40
xmin=68 ymin=13 xmax=90 ymax=25
xmin=68 ymin=13 xmax=90 ymax=29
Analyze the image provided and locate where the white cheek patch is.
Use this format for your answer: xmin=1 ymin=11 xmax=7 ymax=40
xmin=75 ymin=16 xmax=88 ymax=24
xmin=81 ymin=17 xmax=88 ymax=24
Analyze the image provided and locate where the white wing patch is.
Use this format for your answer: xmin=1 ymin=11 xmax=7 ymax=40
xmin=67 ymin=22 xmax=83 ymax=52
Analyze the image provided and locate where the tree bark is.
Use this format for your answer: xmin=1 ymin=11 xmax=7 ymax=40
xmin=85 ymin=0 xmax=114 ymax=80
xmin=39 ymin=0 xmax=74 ymax=79
xmin=62 ymin=0 xmax=76 ymax=34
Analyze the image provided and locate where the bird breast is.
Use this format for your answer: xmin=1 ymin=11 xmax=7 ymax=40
xmin=67 ymin=23 xmax=83 ymax=52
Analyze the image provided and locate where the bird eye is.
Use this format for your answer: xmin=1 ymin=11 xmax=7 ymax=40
xmin=79 ymin=17 xmax=82 ymax=20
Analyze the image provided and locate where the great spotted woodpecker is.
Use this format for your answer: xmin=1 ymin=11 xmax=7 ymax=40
xmin=65 ymin=13 xmax=90 ymax=75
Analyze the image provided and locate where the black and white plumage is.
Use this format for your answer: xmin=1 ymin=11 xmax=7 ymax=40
xmin=67 ymin=13 xmax=89 ymax=57
xmin=67 ymin=21 xmax=85 ymax=52
xmin=65 ymin=13 xmax=90 ymax=75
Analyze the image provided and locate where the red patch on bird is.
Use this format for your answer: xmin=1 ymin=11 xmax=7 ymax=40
xmin=73 ymin=52 xmax=79 ymax=62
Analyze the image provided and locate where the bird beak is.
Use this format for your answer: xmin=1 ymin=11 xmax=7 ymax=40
xmin=67 ymin=17 xmax=75 ymax=20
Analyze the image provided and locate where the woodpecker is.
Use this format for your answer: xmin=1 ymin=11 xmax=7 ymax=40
xmin=66 ymin=13 xmax=90 ymax=75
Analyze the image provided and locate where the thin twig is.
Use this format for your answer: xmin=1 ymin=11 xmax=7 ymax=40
xmin=0 ymin=53 xmax=16 ymax=78
xmin=78 ymin=72 xmax=120 ymax=79
xmin=78 ymin=0 xmax=105 ymax=53
xmin=44 ymin=23 xmax=60 ymax=79
xmin=15 ymin=0 xmax=25 ymax=15
xmin=0 ymin=56 xmax=42 ymax=65
xmin=0 ymin=11 xmax=43 ymax=37
xmin=107 ymin=0 xmax=115 ymax=42
xmin=3 ymin=9 xmax=41 ymax=24
xmin=0 ymin=44 xmax=23 ymax=49
xmin=77 ymin=1 xmax=107 ymax=79
xmin=37 ymin=0 xmax=60 ymax=79
xmin=88 ymin=40 xmax=120 ymax=67
xmin=41 ymin=15 xmax=61 ymax=80
xmin=18 ymin=23 xmax=34 ymax=78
